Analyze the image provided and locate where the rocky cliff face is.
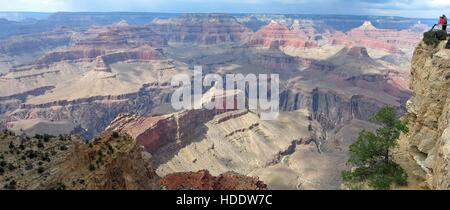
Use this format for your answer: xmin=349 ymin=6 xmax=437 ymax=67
xmin=106 ymin=108 xmax=224 ymax=153
xmin=107 ymin=107 xmax=332 ymax=189
xmin=0 ymin=28 xmax=73 ymax=56
xmin=400 ymin=40 xmax=450 ymax=189
xmin=249 ymin=20 xmax=317 ymax=49
xmin=149 ymin=14 xmax=252 ymax=45
xmin=0 ymin=130 xmax=266 ymax=190
xmin=278 ymin=46 xmax=411 ymax=131
xmin=8 ymin=86 xmax=173 ymax=139
xmin=30 ymin=24 xmax=165 ymax=69
xmin=0 ymin=131 xmax=160 ymax=190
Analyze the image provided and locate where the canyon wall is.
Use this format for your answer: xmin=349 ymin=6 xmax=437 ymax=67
xmin=149 ymin=14 xmax=252 ymax=45
xmin=400 ymin=40 xmax=450 ymax=189
xmin=8 ymin=87 xmax=172 ymax=139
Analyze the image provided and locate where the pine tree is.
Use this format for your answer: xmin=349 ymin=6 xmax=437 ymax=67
xmin=342 ymin=106 xmax=408 ymax=190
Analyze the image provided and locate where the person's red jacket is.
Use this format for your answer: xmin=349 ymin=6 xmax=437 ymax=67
xmin=439 ymin=17 xmax=446 ymax=24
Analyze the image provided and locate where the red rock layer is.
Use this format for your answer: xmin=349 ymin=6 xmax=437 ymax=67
xmin=76 ymin=21 xmax=167 ymax=48
xmin=329 ymin=21 xmax=421 ymax=53
xmin=107 ymin=108 xmax=227 ymax=153
xmin=249 ymin=21 xmax=317 ymax=49
xmin=148 ymin=14 xmax=253 ymax=45
xmin=160 ymin=170 xmax=267 ymax=190
xmin=11 ymin=21 xmax=166 ymax=69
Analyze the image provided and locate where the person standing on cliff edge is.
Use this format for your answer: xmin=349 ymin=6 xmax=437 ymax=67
xmin=443 ymin=15 xmax=447 ymax=31
xmin=439 ymin=15 xmax=447 ymax=31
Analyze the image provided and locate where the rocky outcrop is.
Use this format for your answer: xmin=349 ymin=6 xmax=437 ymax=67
xmin=149 ymin=14 xmax=252 ymax=45
xmin=311 ymin=89 xmax=384 ymax=130
xmin=0 ymin=130 xmax=268 ymax=190
xmin=107 ymin=108 xmax=226 ymax=153
xmin=329 ymin=21 xmax=421 ymax=53
xmin=160 ymin=170 xmax=267 ymax=190
xmin=0 ymin=131 xmax=160 ymax=190
xmin=400 ymin=40 xmax=450 ymax=189
xmin=280 ymin=84 xmax=406 ymax=131
xmin=106 ymin=87 xmax=239 ymax=153
xmin=249 ymin=20 xmax=317 ymax=49
xmin=94 ymin=56 xmax=110 ymax=72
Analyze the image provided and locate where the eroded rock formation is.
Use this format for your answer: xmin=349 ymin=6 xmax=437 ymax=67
xmin=149 ymin=14 xmax=253 ymax=45
xmin=249 ymin=20 xmax=317 ymax=49
xmin=399 ymin=40 xmax=450 ymax=189
xmin=107 ymin=107 xmax=331 ymax=189
xmin=329 ymin=21 xmax=421 ymax=54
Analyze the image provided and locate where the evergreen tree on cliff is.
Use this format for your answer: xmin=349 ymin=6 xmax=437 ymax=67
xmin=342 ymin=106 xmax=408 ymax=190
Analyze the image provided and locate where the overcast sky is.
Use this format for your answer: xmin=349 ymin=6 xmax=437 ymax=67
xmin=0 ymin=0 xmax=449 ymax=18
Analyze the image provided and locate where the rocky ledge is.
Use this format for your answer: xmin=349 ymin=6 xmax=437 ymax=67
xmin=160 ymin=170 xmax=267 ymax=190
xmin=399 ymin=39 xmax=450 ymax=189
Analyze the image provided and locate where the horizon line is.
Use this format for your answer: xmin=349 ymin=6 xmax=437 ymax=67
xmin=0 ymin=11 xmax=437 ymax=20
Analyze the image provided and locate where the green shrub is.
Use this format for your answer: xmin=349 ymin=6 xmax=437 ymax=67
xmin=42 ymin=153 xmax=51 ymax=162
xmin=25 ymin=150 xmax=38 ymax=159
xmin=111 ymin=131 xmax=120 ymax=138
xmin=19 ymin=144 xmax=25 ymax=151
xmin=7 ymin=163 xmax=16 ymax=171
xmin=4 ymin=180 xmax=16 ymax=190
xmin=43 ymin=134 xmax=51 ymax=143
xmin=8 ymin=141 xmax=15 ymax=149
xmin=107 ymin=144 xmax=114 ymax=154
xmin=52 ymin=182 xmax=66 ymax=190
xmin=423 ymin=30 xmax=448 ymax=46
xmin=59 ymin=135 xmax=65 ymax=141
xmin=37 ymin=141 xmax=44 ymax=149
xmin=89 ymin=164 xmax=96 ymax=171
xmin=436 ymin=30 xmax=448 ymax=40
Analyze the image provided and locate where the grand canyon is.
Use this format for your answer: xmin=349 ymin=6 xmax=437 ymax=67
xmin=0 ymin=11 xmax=448 ymax=190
